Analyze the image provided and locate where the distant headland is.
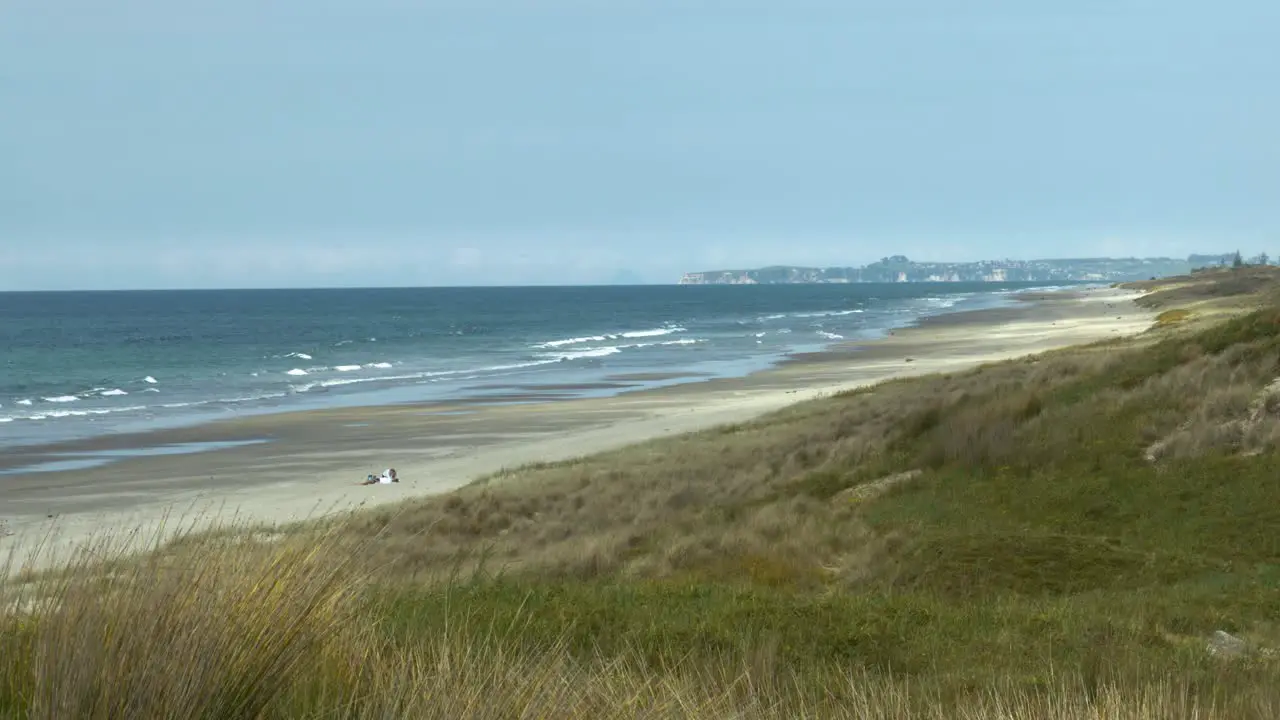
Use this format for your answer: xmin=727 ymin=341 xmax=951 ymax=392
xmin=678 ymin=254 xmax=1251 ymax=285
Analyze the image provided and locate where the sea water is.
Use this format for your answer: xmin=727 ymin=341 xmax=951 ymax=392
xmin=0 ymin=283 xmax=1071 ymax=449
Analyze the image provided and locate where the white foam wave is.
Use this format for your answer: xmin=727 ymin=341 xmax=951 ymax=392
xmin=143 ymin=388 xmax=161 ymax=393
xmin=43 ymin=396 xmax=79 ymax=403
xmin=286 ymin=368 xmax=309 ymax=376
xmin=296 ymin=360 xmax=561 ymax=391
xmin=366 ymin=362 xmax=393 ymax=369
xmin=334 ymin=365 xmax=363 ymax=372
xmin=17 ymin=399 xmax=33 ymax=406
xmin=286 ymin=352 xmax=313 ymax=360
xmin=619 ymin=327 xmax=684 ymax=339
xmin=793 ymin=309 xmax=863 ymax=318
xmin=545 ymin=347 xmax=622 ymax=361
xmin=535 ymin=335 xmax=608 ymax=349
xmin=535 ymin=326 xmax=684 ymax=349
xmin=817 ymin=331 xmax=845 ymax=340
xmin=0 ymin=418 xmax=11 ymax=423
xmin=161 ymin=390 xmax=288 ymax=409
xmin=754 ymin=332 xmax=766 ymax=338
xmin=100 ymin=389 xmax=129 ymax=397
xmin=143 ymin=376 xmax=158 ymax=384
xmin=213 ymin=393 xmax=288 ymax=404
xmin=10 ymin=405 xmax=149 ymax=421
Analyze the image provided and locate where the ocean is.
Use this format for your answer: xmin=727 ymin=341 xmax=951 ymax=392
xmin=0 ymin=283 xmax=1067 ymax=450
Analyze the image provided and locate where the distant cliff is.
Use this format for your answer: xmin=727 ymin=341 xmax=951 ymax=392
xmin=678 ymin=255 xmax=1239 ymax=285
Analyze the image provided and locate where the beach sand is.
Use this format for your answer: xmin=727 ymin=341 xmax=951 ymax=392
xmin=0 ymin=286 xmax=1155 ymax=567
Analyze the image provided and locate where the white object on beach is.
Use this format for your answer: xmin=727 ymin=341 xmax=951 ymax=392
xmin=378 ymin=468 xmax=397 ymax=484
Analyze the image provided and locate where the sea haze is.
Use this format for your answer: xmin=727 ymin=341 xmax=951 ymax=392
xmin=0 ymin=283 xmax=1069 ymax=449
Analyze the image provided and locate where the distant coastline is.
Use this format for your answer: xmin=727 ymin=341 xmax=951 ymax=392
xmin=679 ymin=253 xmax=1240 ymax=285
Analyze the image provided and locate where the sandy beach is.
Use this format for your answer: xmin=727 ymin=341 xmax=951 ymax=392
xmin=0 ymin=286 xmax=1155 ymax=564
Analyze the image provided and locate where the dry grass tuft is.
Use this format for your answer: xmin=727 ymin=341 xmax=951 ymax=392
xmin=1 ymin=516 xmax=377 ymax=719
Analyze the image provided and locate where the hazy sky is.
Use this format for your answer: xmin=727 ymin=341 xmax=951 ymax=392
xmin=2 ymin=1 xmax=1277 ymax=289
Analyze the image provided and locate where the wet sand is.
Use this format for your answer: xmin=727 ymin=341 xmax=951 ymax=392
xmin=0 ymin=286 xmax=1156 ymax=565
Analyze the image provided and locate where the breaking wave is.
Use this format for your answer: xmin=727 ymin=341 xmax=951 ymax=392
xmin=544 ymin=347 xmax=623 ymax=361
xmin=533 ymin=326 xmax=685 ymax=349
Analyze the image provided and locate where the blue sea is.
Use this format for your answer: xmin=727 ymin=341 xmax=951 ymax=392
xmin=0 ymin=283 xmax=1068 ymax=450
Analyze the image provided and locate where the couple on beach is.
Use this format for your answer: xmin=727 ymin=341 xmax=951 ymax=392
xmin=360 ymin=468 xmax=399 ymax=485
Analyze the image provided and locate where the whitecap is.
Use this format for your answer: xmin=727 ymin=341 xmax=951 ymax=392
xmin=286 ymin=368 xmax=309 ymax=376
xmin=0 ymin=418 xmax=11 ymax=423
xmin=100 ymin=389 xmax=129 ymax=397
xmin=545 ymin=347 xmax=622 ymax=361
xmin=17 ymin=399 xmax=33 ymax=406
xmin=143 ymin=376 xmax=158 ymax=384
xmin=286 ymin=352 xmax=313 ymax=360
xmin=43 ymin=396 xmax=79 ymax=403
xmin=310 ymin=360 xmax=561 ymax=390
xmin=366 ymin=362 xmax=393 ymax=369
xmin=794 ymin=309 xmax=863 ymax=318
xmin=143 ymin=388 xmax=161 ymax=393
xmin=534 ymin=335 xmax=608 ymax=349
xmin=619 ymin=327 xmax=685 ymax=339
xmin=817 ymin=331 xmax=845 ymax=340
xmin=334 ymin=365 xmax=362 ymax=372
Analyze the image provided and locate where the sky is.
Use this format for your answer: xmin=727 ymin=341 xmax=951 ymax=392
xmin=1 ymin=0 xmax=1277 ymax=290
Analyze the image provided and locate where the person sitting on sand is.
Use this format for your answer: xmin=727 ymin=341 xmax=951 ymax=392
xmin=359 ymin=468 xmax=399 ymax=485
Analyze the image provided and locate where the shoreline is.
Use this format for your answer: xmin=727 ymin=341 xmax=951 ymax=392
xmin=0 ymin=283 xmax=1061 ymax=454
xmin=0 ymin=285 xmax=1153 ymax=563
xmin=0 ymin=286 xmax=1070 ymax=465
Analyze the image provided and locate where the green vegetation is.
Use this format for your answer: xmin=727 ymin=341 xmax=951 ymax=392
xmin=1156 ymin=308 xmax=1193 ymax=325
xmin=6 ymin=270 xmax=1280 ymax=717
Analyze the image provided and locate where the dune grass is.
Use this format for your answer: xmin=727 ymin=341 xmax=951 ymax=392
xmin=6 ymin=271 xmax=1280 ymax=717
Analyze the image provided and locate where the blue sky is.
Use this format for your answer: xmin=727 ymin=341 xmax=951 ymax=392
xmin=2 ymin=0 xmax=1277 ymax=289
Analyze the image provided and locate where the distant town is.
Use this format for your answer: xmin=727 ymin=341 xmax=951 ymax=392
xmin=678 ymin=253 xmax=1259 ymax=285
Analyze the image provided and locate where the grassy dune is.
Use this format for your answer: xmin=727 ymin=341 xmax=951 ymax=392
xmin=7 ymin=269 xmax=1280 ymax=717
